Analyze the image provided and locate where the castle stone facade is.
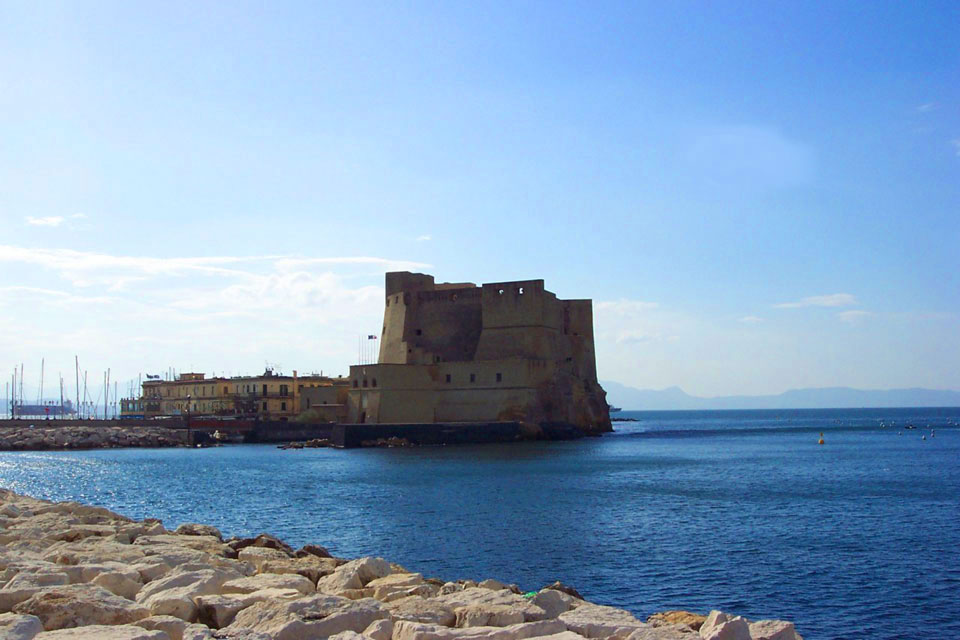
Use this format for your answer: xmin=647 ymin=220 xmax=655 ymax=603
xmin=346 ymin=272 xmax=611 ymax=434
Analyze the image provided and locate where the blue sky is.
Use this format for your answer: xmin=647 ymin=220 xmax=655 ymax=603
xmin=1 ymin=1 xmax=958 ymax=400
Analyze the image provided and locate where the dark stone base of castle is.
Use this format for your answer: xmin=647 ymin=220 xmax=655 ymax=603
xmin=330 ymin=421 xmax=589 ymax=448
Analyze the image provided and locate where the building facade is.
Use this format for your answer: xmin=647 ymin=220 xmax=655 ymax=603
xmin=126 ymin=369 xmax=349 ymax=421
xmin=347 ymin=272 xmax=611 ymax=434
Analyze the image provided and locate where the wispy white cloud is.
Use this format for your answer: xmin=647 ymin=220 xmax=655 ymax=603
xmin=26 ymin=216 xmax=65 ymax=227
xmin=739 ymin=315 xmax=764 ymax=324
xmin=951 ymin=139 xmax=960 ymax=156
xmin=775 ymin=293 xmax=857 ymax=309
xmin=596 ymin=299 xmax=659 ymax=315
xmin=917 ymin=103 xmax=938 ymax=113
xmin=838 ymin=310 xmax=873 ymax=324
xmin=416 ymin=235 xmax=432 ymax=242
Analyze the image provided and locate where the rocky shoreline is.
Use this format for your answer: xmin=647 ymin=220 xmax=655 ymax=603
xmin=0 ymin=489 xmax=801 ymax=639
xmin=0 ymin=425 xmax=189 ymax=451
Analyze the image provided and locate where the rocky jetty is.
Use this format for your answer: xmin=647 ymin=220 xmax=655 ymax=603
xmin=0 ymin=490 xmax=802 ymax=640
xmin=0 ymin=425 xmax=188 ymax=451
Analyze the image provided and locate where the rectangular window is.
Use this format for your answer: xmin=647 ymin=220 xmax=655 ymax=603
xmin=280 ymin=385 xmax=288 ymax=397
xmin=281 ymin=401 xmax=286 ymax=411
xmin=445 ymin=374 xmax=451 ymax=383
xmin=262 ymin=384 xmax=268 ymax=396
xmin=496 ymin=373 xmax=502 ymax=382
xmin=470 ymin=373 xmax=476 ymax=383
xmin=262 ymin=402 xmax=267 ymax=411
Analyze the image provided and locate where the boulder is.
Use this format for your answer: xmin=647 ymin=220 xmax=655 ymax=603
xmin=295 ymin=544 xmax=332 ymax=559
xmin=385 ymin=596 xmax=457 ymax=626
xmin=221 ymin=573 xmax=315 ymax=595
xmin=437 ymin=588 xmax=546 ymax=623
xmin=647 ymin=611 xmax=705 ymax=632
xmin=32 ymin=625 xmax=168 ymax=639
xmin=175 ymin=524 xmax=223 ymax=540
xmin=227 ymin=534 xmax=294 ymax=556
xmin=237 ymin=547 xmax=290 ymax=571
xmin=391 ymin=619 xmax=566 ymax=640
xmin=627 ymin=625 xmax=698 ymax=639
xmin=455 ymin=603 xmax=526 ymax=628
xmin=12 ymin=583 xmax=149 ymax=630
xmin=748 ymin=620 xmax=800 ymax=640
xmin=337 ymin=557 xmax=392 ymax=585
xmin=328 ymin=633 xmax=371 ymax=640
xmin=257 ymin=556 xmax=338 ymax=584
xmin=225 ymin=594 xmax=389 ymax=639
xmin=0 ymin=612 xmax=44 ymax=640
xmin=478 ymin=579 xmax=508 ymax=591
xmin=530 ymin=590 xmax=574 ymax=619
xmin=0 ymin=571 xmax=71 ymax=611
xmin=92 ymin=571 xmax=143 ymax=600
xmin=133 ymin=614 xmax=192 ymax=640
xmin=542 ymin=582 xmax=583 ymax=600
xmin=700 ymin=617 xmax=750 ymax=640
xmin=135 ymin=568 xmax=236 ymax=620
xmin=363 ymin=618 xmax=394 ymax=640
xmin=698 ymin=612 xmax=726 ymax=638
xmin=196 ymin=588 xmax=304 ymax=628
xmin=557 ymin=603 xmax=649 ymax=638
xmin=134 ymin=534 xmax=235 ymax=559
xmin=317 ymin=569 xmax=364 ymax=594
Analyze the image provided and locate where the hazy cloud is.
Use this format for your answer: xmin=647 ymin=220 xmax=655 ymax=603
xmin=416 ymin=235 xmax=432 ymax=242
xmin=685 ymin=125 xmax=814 ymax=190
xmin=838 ymin=310 xmax=873 ymax=324
xmin=739 ymin=315 xmax=764 ymax=324
xmin=596 ymin=299 xmax=660 ymax=315
xmin=952 ymin=139 xmax=960 ymax=156
xmin=775 ymin=293 xmax=857 ymax=309
xmin=26 ymin=216 xmax=65 ymax=227
xmin=917 ymin=103 xmax=938 ymax=113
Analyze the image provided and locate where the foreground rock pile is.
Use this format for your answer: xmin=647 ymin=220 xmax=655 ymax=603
xmin=0 ymin=490 xmax=801 ymax=640
xmin=0 ymin=425 xmax=187 ymax=451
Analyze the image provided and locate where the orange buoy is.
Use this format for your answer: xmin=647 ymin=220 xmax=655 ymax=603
xmin=818 ymin=432 xmax=825 ymax=445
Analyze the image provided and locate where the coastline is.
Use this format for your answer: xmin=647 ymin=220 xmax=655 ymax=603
xmin=0 ymin=489 xmax=801 ymax=639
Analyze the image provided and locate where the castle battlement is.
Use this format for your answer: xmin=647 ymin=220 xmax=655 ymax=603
xmin=347 ymin=272 xmax=611 ymax=434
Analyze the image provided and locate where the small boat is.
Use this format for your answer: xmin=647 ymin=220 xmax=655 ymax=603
xmin=608 ymin=406 xmax=622 ymax=413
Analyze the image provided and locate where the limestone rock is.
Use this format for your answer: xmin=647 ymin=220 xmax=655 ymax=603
xmin=224 ymin=593 xmax=389 ymax=639
xmin=385 ymin=596 xmax=457 ymax=626
xmin=625 ymin=629 xmax=690 ymax=640
xmin=317 ymin=569 xmax=364 ymax=594
xmin=542 ymin=582 xmax=583 ymax=600
xmin=0 ymin=612 xmax=44 ymax=640
xmin=134 ymin=614 xmax=192 ymax=640
xmin=455 ymin=603 xmax=526 ymax=628
xmin=700 ymin=616 xmax=750 ymax=640
xmin=295 ymin=544 xmax=332 ymax=559
xmin=328 ymin=632 xmax=371 ymax=640
xmin=748 ymin=620 xmax=799 ymax=640
xmin=12 ymin=583 xmax=149 ymax=630
xmin=135 ymin=568 xmax=236 ymax=620
xmin=530 ymin=590 xmax=573 ymax=619
xmin=181 ymin=624 xmax=217 ymax=640
xmin=175 ymin=523 xmax=223 ymax=540
xmin=437 ymin=588 xmax=546 ymax=623
xmin=227 ymin=533 xmax=294 ymax=557
xmin=33 ymin=625 xmax=169 ymax=639
xmin=0 ymin=571 xmax=71 ymax=612
xmin=237 ymin=547 xmax=290 ymax=571
xmin=195 ymin=594 xmax=249 ymax=628
xmin=391 ymin=618 xmax=566 ymax=640
xmin=92 ymin=570 xmax=143 ymax=600
xmin=221 ymin=573 xmax=314 ymax=595
xmin=698 ymin=611 xmax=727 ymax=638
xmin=557 ymin=603 xmax=649 ymax=638
xmin=134 ymin=534 xmax=235 ymax=559
xmin=257 ymin=556 xmax=337 ymax=584
xmin=363 ymin=618 xmax=394 ymax=640
xmin=478 ymin=578 xmax=508 ymax=591
xmin=647 ymin=611 xmax=705 ymax=632
xmin=337 ymin=556 xmax=392 ymax=585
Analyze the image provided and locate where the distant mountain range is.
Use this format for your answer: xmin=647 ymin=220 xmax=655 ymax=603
xmin=601 ymin=381 xmax=960 ymax=411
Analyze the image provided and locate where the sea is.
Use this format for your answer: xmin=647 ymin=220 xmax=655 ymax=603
xmin=1 ymin=407 xmax=958 ymax=640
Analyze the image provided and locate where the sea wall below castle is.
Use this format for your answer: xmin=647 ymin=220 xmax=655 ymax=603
xmin=0 ymin=489 xmax=802 ymax=639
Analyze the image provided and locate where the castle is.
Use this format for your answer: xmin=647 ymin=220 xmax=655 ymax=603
xmin=345 ymin=272 xmax=611 ymax=435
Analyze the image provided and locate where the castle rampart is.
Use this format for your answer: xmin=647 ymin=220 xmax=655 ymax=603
xmin=349 ymin=272 xmax=611 ymax=435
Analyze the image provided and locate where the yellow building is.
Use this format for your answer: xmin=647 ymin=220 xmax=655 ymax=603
xmin=130 ymin=369 xmax=349 ymax=421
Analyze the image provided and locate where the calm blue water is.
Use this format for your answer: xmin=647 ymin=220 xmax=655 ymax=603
xmin=1 ymin=407 xmax=959 ymax=640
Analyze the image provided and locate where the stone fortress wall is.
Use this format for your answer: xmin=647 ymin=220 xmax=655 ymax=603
xmin=347 ymin=272 xmax=611 ymax=434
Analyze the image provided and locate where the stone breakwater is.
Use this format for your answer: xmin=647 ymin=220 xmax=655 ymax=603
xmin=0 ymin=425 xmax=189 ymax=451
xmin=0 ymin=490 xmax=802 ymax=640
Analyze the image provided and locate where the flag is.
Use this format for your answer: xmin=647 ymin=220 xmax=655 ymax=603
xmin=368 ymin=335 xmax=377 ymax=340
